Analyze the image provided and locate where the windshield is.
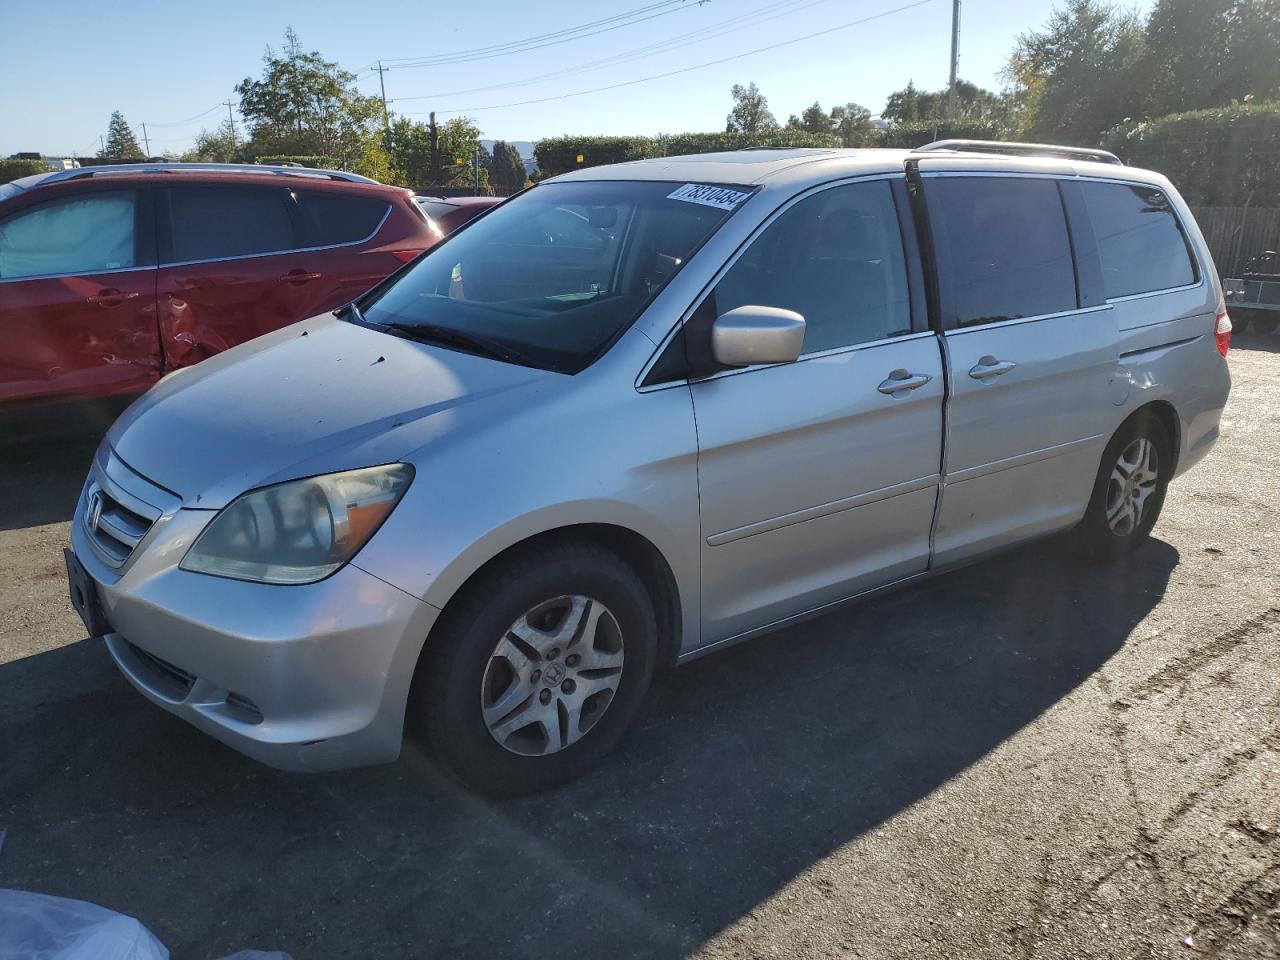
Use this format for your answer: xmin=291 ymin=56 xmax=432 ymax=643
xmin=359 ymin=180 xmax=752 ymax=372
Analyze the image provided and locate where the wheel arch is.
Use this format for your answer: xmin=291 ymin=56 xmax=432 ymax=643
xmin=421 ymin=522 xmax=685 ymax=672
xmin=1132 ymin=399 xmax=1182 ymax=471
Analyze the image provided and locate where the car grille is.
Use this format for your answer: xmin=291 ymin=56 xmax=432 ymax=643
xmin=84 ymin=480 xmax=159 ymax=567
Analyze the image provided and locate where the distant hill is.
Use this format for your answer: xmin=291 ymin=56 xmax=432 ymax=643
xmin=481 ymin=140 xmax=537 ymax=174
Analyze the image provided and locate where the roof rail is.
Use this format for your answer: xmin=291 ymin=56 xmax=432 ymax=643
xmin=915 ymin=139 xmax=1123 ymax=166
xmin=30 ymin=162 xmax=380 ymax=188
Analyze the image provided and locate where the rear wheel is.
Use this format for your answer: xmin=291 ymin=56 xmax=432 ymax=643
xmin=1077 ymin=413 xmax=1171 ymax=554
xmin=1250 ymin=313 xmax=1279 ymax=336
xmin=412 ymin=540 xmax=657 ymax=795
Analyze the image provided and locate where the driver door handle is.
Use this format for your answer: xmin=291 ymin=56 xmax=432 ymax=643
xmin=280 ymin=270 xmax=322 ymax=284
xmin=969 ymin=356 xmax=1018 ymax=380
xmin=877 ymin=370 xmax=933 ymax=395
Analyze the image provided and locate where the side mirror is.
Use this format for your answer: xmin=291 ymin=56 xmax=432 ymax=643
xmin=711 ymin=305 xmax=806 ymax=367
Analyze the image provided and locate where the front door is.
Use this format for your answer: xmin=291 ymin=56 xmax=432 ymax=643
xmin=0 ymin=187 xmax=160 ymax=404
xmin=690 ymin=177 xmax=944 ymax=644
xmin=919 ymin=171 xmax=1121 ymax=565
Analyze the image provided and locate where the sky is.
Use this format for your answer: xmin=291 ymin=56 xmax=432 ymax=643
xmin=0 ymin=0 xmax=1151 ymax=158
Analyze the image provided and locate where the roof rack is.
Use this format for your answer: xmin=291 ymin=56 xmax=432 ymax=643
xmin=915 ymin=139 xmax=1123 ymax=166
xmin=29 ymin=162 xmax=380 ymax=188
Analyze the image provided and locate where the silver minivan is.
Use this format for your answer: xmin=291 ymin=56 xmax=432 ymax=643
xmin=66 ymin=142 xmax=1233 ymax=794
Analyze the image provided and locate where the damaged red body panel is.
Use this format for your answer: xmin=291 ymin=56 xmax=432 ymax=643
xmin=0 ymin=166 xmax=492 ymax=408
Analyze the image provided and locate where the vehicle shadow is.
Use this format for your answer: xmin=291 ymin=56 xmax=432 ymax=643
xmin=0 ymin=530 xmax=1177 ymax=958
xmin=1230 ymin=330 xmax=1280 ymax=354
xmin=0 ymin=399 xmax=127 ymax=531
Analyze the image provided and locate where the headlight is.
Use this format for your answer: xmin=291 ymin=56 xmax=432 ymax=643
xmin=180 ymin=464 xmax=413 ymax=584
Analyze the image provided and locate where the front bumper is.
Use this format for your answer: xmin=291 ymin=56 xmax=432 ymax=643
xmin=70 ymin=455 xmax=439 ymax=773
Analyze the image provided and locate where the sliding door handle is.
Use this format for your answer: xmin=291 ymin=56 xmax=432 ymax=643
xmin=969 ymin=357 xmax=1018 ymax=380
xmin=877 ymin=370 xmax=933 ymax=395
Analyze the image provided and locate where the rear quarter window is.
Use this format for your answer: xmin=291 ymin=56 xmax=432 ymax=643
xmin=1079 ymin=181 xmax=1197 ymax=298
xmin=295 ymin=191 xmax=390 ymax=246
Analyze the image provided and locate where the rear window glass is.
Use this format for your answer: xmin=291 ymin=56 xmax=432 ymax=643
xmin=930 ymin=177 xmax=1078 ymax=326
xmin=164 ymin=185 xmax=297 ymax=262
xmin=295 ymin=191 xmax=389 ymax=246
xmin=1080 ymin=181 xmax=1196 ymax=298
xmin=414 ymin=199 xmax=460 ymax=221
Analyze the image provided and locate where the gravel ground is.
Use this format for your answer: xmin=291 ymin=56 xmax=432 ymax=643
xmin=1 ymin=338 xmax=1277 ymax=960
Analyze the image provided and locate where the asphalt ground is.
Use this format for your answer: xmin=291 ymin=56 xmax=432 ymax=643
xmin=1 ymin=337 xmax=1277 ymax=959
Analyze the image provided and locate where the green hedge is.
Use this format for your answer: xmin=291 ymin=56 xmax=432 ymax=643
xmin=874 ymin=119 xmax=1007 ymax=149
xmin=1 ymin=158 xmax=55 ymax=183
xmin=534 ymin=130 xmax=840 ymax=178
xmin=255 ymin=155 xmax=341 ymax=169
xmin=1102 ymin=103 xmax=1280 ymax=206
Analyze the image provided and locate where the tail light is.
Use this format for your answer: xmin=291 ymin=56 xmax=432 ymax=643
xmin=1214 ymin=308 xmax=1232 ymax=357
xmin=391 ymin=249 xmax=423 ymax=264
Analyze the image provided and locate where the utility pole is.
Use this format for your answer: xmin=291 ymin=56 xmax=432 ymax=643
xmin=947 ymin=0 xmax=961 ymax=121
xmin=99 ymin=135 xmax=105 ymax=156
xmin=224 ymin=100 xmax=237 ymax=150
xmin=429 ymin=111 xmax=441 ymax=187
xmin=374 ymin=61 xmax=391 ymax=130
xmin=140 ymin=123 xmax=151 ymax=158
xmin=472 ymin=145 xmax=480 ymax=195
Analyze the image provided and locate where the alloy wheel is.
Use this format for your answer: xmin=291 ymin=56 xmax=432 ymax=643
xmin=480 ymin=595 xmax=625 ymax=756
xmin=1105 ymin=437 xmax=1159 ymax=536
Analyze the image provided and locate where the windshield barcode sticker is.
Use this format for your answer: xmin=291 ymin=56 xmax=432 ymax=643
xmin=667 ymin=183 xmax=750 ymax=210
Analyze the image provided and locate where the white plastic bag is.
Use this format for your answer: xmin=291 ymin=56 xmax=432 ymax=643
xmin=0 ymin=890 xmax=167 ymax=960
xmin=0 ymin=891 xmax=292 ymax=960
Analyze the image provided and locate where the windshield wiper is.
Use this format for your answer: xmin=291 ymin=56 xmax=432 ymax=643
xmin=375 ymin=321 xmax=534 ymax=367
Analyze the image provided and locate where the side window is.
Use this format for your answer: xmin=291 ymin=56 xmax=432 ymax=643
xmin=1080 ymin=182 xmax=1196 ymax=298
xmin=163 ymin=185 xmax=298 ymax=263
xmin=0 ymin=192 xmax=136 ymax=280
xmin=929 ymin=177 xmax=1078 ymax=326
xmin=713 ymin=180 xmax=912 ymax=353
xmin=294 ymin=191 xmax=390 ymax=246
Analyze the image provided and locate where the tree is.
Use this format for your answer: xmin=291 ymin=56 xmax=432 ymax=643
xmin=235 ymin=28 xmax=383 ymax=163
xmin=489 ymin=140 xmax=527 ymax=194
xmin=831 ymin=102 xmax=877 ymax=147
xmin=180 ymin=119 xmax=237 ymax=163
xmin=883 ymin=79 xmax=1007 ymax=124
xmin=435 ymin=117 xmax=489 ymax=189
xmin=1143 ymin=0 xmax=1280 ymax=116
xmin=725 ymin=83 xmax=779 ymax=136
xmin=786 ymin=101 xmax=832 ymax=135
xmin=99 ymin=111 xmax=145 ymax=161
xmin=1006 ymin=0 xmax=1147 ymax=143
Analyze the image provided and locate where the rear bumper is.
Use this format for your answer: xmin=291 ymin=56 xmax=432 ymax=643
xmin=72 ymin=493 xmax=439 ymax=773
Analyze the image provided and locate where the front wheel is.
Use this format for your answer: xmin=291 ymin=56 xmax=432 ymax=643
xmin=1076 ymin=413 xmax=1171 ymax=554
xmin=411 ymin=541 xmax=657 ymax=796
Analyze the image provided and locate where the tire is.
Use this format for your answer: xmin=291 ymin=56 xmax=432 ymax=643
xmin=1250 ymin=313 xmax=1279 ymax=336
xmin=1076 ymin=412 xmax=1171 ymax=555
xmin=411 ymin=540 xmax=657 ymax=796
xmin=1231 ymin=313 xmax=1250 ymax=335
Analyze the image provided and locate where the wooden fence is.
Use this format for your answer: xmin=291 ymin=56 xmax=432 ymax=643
xmin=1190 ymin=206 xmax=1280 ymax=276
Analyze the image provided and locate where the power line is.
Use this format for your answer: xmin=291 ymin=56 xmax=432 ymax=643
xmin=144 ymin=102 xmax=227 ymax=128
xmin=389 ymin=0 xmax=833 ymax=103
xmin=408 ymin=0 xmax=939 ymax=116
xmin=379 ymin=0 xmax=701 ymax=69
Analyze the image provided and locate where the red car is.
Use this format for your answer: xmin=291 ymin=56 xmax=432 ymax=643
xmin=0 ymin=163 xmax=496 ymax=406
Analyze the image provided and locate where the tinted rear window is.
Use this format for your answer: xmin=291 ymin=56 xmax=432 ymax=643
xmin=930 ymin=177 xmax=1078 ymax=326
xmin=414 ymin=199 xmax=460 ymax=221
xmin=296 ymin=191 xmax=390 ymax=246
xmin=1080 ymin=181 xmax=1196 ymax=298
xmin=164 ymin=185 xmax=297 ymax=262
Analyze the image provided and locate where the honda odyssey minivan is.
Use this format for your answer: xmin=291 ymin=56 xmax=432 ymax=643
xmin=66 ymin=142 xmax=1232 ymax=795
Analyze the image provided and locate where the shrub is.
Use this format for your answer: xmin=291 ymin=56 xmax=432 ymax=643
xmin=1 ymin=158 xmax=55 ymax=183
xmin=534 ymin=136 xmax=652 ymax=179
xmin=255 ymin=155 xmax=341 ymax=169
xmin=1102 ymin=102 xmax=1280 ymax=206
xmin=874 ymin=119 xmax=1007 ymax=149
xmin=656 ymin=129 xmax=840 ymax=156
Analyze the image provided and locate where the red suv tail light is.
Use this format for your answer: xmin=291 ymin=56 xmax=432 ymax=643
xmin=1214 ymin=309 xmax=1232 ymax=357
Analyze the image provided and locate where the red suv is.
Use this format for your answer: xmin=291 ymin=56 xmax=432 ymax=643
xmin=0 ymin=164 xmax=493 ymax=406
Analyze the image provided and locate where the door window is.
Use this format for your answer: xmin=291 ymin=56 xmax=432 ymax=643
xmin=0 ymin=192 xmax=136 ymax=280
xmin=163 ymin=185 xmax=298 ymax=263
xmin=1079 ymin=181 xmax=1196 ymax=298
xmin=713 ymin=180 xmax=912 ymax=354
xmin=294 ymin=191 xmax=390 ymax=246
xmin=929 ymin=177 xmax=1078 ymax=326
